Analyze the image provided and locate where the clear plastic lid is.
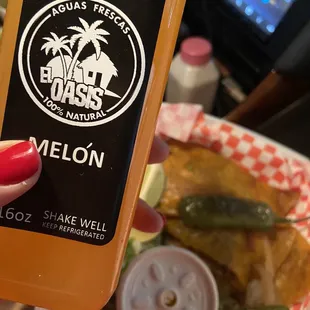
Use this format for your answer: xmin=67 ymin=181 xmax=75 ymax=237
xmin=116 ymin=246 xmax=219 ymax=310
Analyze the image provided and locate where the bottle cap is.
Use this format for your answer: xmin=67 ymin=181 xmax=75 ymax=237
xmin=116 ymin=246 xmax=219 ymax=310
xmin=181 ymin=37 xmax=212 ymax=66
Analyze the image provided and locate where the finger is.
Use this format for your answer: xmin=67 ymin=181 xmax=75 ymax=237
xmin=0 ymin=141 xmax=41 ymax=208
xmin=148 ymin=136 xmax=169 ymax=164
xmin=132 ymin=199 xmax=165 ymax=233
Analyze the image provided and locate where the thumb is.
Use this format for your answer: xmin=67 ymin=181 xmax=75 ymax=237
xmin=0 ymin=140 xmax=41 ymax=208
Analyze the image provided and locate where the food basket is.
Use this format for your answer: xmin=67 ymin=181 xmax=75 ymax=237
xmin=2 ymin=99 xmax=310 ymax=310
xmin=154 ymin=103 xmax=310 ymax=310
xmin=10 ymin=104 xmax=310 ymax=310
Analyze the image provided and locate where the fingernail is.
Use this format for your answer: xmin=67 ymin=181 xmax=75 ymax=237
xmin=156 ymin=211 xmax=167 ymax=226
xmin=0 ymin=141 xmax=40 ymax=185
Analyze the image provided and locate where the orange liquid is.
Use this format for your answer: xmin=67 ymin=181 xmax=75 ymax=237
xmin=0 ymin=1 xmax=185 ymax=309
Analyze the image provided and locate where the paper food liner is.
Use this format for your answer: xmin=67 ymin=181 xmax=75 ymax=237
xmin=156 ymin=103 xmax=310 ymax=310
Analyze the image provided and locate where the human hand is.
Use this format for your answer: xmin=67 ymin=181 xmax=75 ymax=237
xmin=132 ymin=136 xmax=169 ymax=233
xmin=0 ymin=141 xmax=41 ymax=207
xmin=0 ymin=138 xmax=168 ymax=232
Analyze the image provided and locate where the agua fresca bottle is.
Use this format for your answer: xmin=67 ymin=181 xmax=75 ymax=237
xmin=0 ymin=0 xmax=185 ymax=309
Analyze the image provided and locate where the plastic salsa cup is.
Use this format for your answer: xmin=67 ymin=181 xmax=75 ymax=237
xmin=117 ymin=246 xmax=219 ymax=310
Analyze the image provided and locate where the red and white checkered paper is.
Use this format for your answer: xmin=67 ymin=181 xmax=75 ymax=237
xmin=156 ymin=103 xmax=310 ymax=310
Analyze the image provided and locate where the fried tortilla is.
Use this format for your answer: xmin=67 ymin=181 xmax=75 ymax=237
xmin=166 ymin=219 xmax=254 ymax=289
xmin=275 ymin=232 xmax=310 ymax=305
xmin=159 ymin=142 xmax=299 ymax=217
xmin=161 ymin=142 xmax=310 ymax=306
xmin=166 ymin=219 xmax=309 ymax=306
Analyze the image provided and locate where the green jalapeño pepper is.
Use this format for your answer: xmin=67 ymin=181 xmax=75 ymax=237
xmin=179 ymin=195 xmax=309 ymax=231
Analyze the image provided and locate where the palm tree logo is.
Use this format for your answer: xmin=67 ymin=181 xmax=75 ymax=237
xmin=67 ymin=18 xmax=110 ymax=81
xmin=41 ymin=18 xmax=111 ymax=84
xmin=41 ymin=32 xmax=72 ymax=81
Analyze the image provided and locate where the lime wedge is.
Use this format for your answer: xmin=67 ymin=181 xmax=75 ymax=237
xmin=130 ymin=229 xmax=159 ymax=243
xmin=130 ymin=164 xmax=166 ymax=243
xmin=140 ymin=163 xmax=166 ymax=208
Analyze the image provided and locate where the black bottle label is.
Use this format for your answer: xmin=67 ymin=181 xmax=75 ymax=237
xmin=1 ymin=0 xmax=165 ymax=245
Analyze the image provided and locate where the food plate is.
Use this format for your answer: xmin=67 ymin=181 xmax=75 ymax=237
xmin=7 ymin=101 xmax=310 ymax=310
xmin=155 ymin=103 xmax=310 ymax=310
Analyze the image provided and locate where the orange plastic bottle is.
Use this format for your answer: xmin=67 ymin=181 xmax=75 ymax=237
xmin=0 ymin=0 xmax=185 ymax=309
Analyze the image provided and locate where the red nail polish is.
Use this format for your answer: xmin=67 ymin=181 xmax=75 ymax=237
xmin=0 ymin=142 xmax=40 ymax=185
